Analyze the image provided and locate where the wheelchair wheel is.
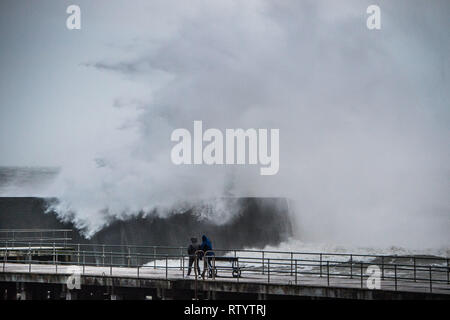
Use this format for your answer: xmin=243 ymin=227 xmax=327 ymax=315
xmin=208 ymin=267 xmax=217 ymax=278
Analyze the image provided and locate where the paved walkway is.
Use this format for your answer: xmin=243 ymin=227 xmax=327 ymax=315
xmin=2 ymin=261 xmax=449 ymax=295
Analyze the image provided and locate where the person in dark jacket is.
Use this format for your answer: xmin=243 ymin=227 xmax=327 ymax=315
xmin=200 ymin=235 xmax=214 ymax=278
xmin=187 ymin=237 xmax=200 ymax=276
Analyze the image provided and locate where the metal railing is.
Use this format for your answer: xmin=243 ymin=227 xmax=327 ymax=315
xmin=0 ymin=229 xmax=72 ymax=247
xmin=1 ymin=240 xmax=449 ymax=294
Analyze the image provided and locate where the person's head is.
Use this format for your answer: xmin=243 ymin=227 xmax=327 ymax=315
xmin=191 ymin=237 xmax=197 ymax=244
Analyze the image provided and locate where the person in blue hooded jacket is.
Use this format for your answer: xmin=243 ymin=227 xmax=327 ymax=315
xmin=200 ymin=235 xmax=214 ymax=278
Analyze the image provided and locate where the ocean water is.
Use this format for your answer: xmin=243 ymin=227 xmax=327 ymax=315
xmin=0 ymin=166 xmax=59 ymax=197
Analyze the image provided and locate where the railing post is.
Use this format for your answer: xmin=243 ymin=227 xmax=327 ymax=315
xmin=413 ymin=257 xmax=416 ymax=282
xmin=447 ymin=259 xmax=449 ymax=284
xmin=327 ymin=261 xmax=330 ymax=286
xmin=102 ymin=245 xmax=105 ymax=266
xmin=290 ymin=252 xmax=293 ymax=276
xmin=267 ymin=259 xmax=270 ymax=283
xmin=394 ymin=264 xmax=397 ymax=291
xmin=350 ymin=254 xmax=353 ymax=279
xmin=262 ymin=252 xmax=265 ymax=275
xmin=319 ymin=254 xmax=322 ymax=277
xmin=77 ymin=244 xmax=80 ymax=264
xmin=154 ymin=247 xmax=156 ymax=269
xmin=180 ymin=248 xmax=183 ymax=271
xmin=127 ymin=247 xmax=131 ymax=267
xmin=429 ymin=266 xmax=432 ymax=293
xmin=53 ymin=242 xmax=56 ymax=265
xmin=182 ymin=254 xmax=185 ymax=278
xmin=166 ymin=255 xmax=168 ymax=280
xmin=28 ymin=242 xmax=31 ymax=273
xmin=194 ymin=253 xmax=199 ymax=279
xmin=212 ymin=256 xmax=216 ymax=280
xmin=381 ymin=256 xmax=384 ymax=280
xmin=295 ymin=260 xmax=297 ymax=285
xmin=360 ymin=262 xmax=363 ymax=288
xmin=194 ymin=254 xmax=198 ymax=300
xmin=2 ymin=241 xmax=6 ymax=272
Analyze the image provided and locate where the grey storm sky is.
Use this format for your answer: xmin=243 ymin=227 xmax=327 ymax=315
xmin=0 ymin=0 xmax=448 ymax=166
xmin=0 ymin=0 xmax=159 ymax=166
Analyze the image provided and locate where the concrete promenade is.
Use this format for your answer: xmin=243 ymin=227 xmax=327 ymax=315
xmin=1 ymin=261 xmax=449 ymax=300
